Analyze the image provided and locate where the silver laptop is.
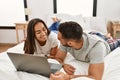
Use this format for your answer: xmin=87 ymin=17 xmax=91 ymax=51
xmin=7 ymin=52 xmax=62 ymax=77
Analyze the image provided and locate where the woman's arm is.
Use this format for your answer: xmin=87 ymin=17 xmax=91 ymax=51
xmin=49 ymin=46 xmax=58 ymax=58
xmin=54 ymin=49 xmax=67 ymax=64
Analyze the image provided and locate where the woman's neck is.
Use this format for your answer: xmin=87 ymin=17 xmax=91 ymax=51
xmin=38 ymin=41 xmax=46 ymax=46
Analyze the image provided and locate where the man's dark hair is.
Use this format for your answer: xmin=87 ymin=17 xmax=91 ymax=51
xmin=58 ymin=21 xmax=83 ymax=41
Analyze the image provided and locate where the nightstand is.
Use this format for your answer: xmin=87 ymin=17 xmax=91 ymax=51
xmin=15 ymin=22 xmax=28 ymax=43
xmin=112 ymin=22 xmax=120 ymax=39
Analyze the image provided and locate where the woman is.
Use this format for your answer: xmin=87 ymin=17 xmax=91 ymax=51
xmin=24 ymin=18 xmax=59 ymax=58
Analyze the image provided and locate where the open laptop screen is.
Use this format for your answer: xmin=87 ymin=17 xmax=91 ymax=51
xmin=7 ymin=52 xmax=62 ymax=77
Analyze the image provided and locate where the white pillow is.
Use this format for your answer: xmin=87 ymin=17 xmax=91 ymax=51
xmin=84 ymin=17 xmax=107 ymax=34
xmin=46 ymin=13 xmax=87 ymax=31
xmin=61 ymin=14 xmax=86 ymax=31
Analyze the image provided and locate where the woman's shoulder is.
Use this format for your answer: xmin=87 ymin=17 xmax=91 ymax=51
xmin=47 ymin=31 xmax=60 ymax=45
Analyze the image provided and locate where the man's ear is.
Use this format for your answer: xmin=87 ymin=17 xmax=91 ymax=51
xmin=67 ymin=41 xmax=72 ymax=46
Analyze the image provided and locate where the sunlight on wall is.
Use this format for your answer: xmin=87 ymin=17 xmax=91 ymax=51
xmin=57 ymin=0 xmax=93 ymax=16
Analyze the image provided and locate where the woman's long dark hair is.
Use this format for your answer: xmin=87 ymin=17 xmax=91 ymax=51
xmin=24 ymin=18 xmax=50 ymax=54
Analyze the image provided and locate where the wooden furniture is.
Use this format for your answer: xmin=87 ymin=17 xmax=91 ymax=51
xmin=15 ymin=22 xmax=28 ymax=43
xmin=112 ymin=22 xmax=120 ymax=39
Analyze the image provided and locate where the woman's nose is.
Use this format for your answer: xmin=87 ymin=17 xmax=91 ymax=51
xmin=40 ymin=31 xmax=46 ymax=35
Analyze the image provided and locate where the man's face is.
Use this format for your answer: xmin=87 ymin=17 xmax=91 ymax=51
xmin=58 ymin=31 xmax=71 ymax=47
xmin=58 ymin=31 xmax=83 ymax=50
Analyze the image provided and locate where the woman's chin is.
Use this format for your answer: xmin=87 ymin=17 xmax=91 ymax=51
xmin=41 ymin=38 xmax=47 ymax=42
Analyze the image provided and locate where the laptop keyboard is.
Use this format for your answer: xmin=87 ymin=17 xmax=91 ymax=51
xmin=49 ymin=63 xmax=62 ymax=73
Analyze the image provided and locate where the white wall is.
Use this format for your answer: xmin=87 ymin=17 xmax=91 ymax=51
xmin=0 ymin=0 xmax=25 ymax=26
xmin=57 ymin=0 xmax=93 ymax=16
xmin=0 ymin=30 xmax=16 ymax=43
xmin=0 ymin=0 xmax=120 ymax=43
xmin=27 ymin=0 xmax=53 ymax=22
xmin=97 ymin=0 xmax=120 ymax=20
xmin=0 ymin=29 xmax=25 ymax=43
xmin=0 ymin=0 xmax=25 ymax=43
xmin=0 ymin=0 xmax=54 ymax=43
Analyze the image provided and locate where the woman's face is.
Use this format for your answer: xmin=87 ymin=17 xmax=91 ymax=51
xmin=34 ymin=22 xmax=48 ymax=42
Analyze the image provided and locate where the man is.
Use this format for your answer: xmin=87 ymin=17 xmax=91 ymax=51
xmin=50 ymin=21 xmax=110 ymax=80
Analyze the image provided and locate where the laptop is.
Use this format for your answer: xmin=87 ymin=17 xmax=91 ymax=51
xmin=7 ymin=52 xmax=62 ymax=77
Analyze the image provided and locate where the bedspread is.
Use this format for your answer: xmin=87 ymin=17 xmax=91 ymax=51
xmin=0 ymin=42 xmax=120 ymax=80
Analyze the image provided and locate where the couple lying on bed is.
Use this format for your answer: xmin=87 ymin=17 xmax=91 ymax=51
xmin=24 ymin=18 xmax=120 ymax=80
xmin=49 ymin=18 xmax=120 ymax=51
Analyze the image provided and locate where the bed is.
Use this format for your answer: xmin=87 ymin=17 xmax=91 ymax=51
xmin=1 ymin=14 xmax=120 ymax=80
xmin=0 ymin=40 xmax=120 ymax=80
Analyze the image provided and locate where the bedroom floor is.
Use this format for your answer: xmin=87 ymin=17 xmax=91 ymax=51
xmin=0 ymin=43 xmax=16 ymax=53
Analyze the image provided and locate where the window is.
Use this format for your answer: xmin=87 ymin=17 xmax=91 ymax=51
xmin=54 ymin=0 xmax=97 ymax=17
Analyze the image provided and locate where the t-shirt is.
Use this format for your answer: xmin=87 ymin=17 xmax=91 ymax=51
xmin=59 ymin=33 xmax=110 ymax=64
xmin=34 ymin=31 xmax=59 ymax=56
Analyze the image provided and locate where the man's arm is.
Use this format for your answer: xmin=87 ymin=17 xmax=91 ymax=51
xmin=55 ymin=49 xmax=76 ymax=75
xmin=50 ymin=63 xmax=104 ymax=80
xmin=88 ymin=63 xmax=104 ymax=80
xmin=70 ymin=63 xmax=104 ymax=80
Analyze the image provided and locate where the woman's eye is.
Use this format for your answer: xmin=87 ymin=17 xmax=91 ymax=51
xmin=35 ymin=31 xmax=41 ymax=34
xmin=43 ymin=28 xmax=46 ymax=31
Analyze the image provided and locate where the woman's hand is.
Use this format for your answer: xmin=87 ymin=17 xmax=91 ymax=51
xmin=63 ymin=64 xmax=75 ymax=75
xmin=50 ymin=71 xmax=70 ymax=80
xmin=47 ymin=55 xmax=55 ymax=59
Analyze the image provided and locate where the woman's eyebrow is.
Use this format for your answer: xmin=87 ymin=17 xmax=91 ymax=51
xmin=35 ymin=30 xmax=41 ymax=32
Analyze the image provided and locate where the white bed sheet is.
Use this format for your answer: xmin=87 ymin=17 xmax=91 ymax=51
xmin=0 ymin=42 xmax=120 ymax=80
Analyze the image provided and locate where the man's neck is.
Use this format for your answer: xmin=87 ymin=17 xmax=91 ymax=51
xmin=74 ymin=38 xmax=84 ymax=50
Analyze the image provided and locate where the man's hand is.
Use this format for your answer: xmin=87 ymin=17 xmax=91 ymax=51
xmin=50 ymin=71 xmax=70 ymax=80
xmin=63 ymin=64 xmax=76 ymax=75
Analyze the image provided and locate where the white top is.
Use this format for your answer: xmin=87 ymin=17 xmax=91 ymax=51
xmin=34 ymin=31 xmax=59 ymax=56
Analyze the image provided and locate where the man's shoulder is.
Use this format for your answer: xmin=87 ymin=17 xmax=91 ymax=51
xmin=83 ymin=32 xmax=105 ymax=42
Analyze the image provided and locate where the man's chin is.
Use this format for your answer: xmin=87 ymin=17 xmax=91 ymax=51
xmin=63 ymin=44 xmax=71 ymax=47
